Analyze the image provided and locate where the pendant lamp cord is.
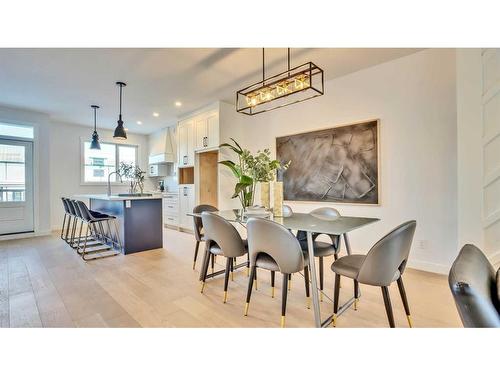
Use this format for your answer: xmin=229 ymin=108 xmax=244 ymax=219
xmin=119 ymin=84 xmax=123 ymax=116
xmin=93 ymin=107 xmax=97 ymax=131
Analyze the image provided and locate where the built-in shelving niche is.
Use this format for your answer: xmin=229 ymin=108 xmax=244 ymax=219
xmin=179 ymin=167 xmax=194 ymax=184
xmin=198 ymin=151 xmax=218 ymax=207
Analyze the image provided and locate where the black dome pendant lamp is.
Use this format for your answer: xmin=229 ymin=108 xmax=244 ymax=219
xmin=90 ymin=105 xmax=101 ymax=150
xmin=113 ymin=81 xmax=127 ymax=140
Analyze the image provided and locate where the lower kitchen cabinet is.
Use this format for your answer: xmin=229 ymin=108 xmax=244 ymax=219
xmin=178 ymin=184 xmax=195 ymax=230
xmin=162 ymin=193 xmax=179 ymax=228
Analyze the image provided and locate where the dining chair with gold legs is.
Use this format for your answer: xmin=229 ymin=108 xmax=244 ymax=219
xmin=244 ymin=217 xmax=311 ymax=327
xmin=199 ymin=212 xmax=248 ymax=303
xmin=297 ymin=207 xmax=342 ymax=301
xmin=331 ymin=221 xmax=416 ymax=328
xmin=192 ymin=204 xmax=218 ymax=270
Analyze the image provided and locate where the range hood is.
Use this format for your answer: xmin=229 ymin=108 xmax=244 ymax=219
xmin=149 ymin=127 xmax=177 ymax=164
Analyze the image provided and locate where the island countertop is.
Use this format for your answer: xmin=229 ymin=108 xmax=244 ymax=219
xmin=74 ymin=193 xmax=163 ymax=201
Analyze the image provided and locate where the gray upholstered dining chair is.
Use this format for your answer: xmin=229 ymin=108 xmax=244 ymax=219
xmin=245 ymin=217 xmax=311 ymax=328
xmin=448 ymin=244 xmax=500 ymax=328
xmin=192 ymin=204 xmax=218 ymax=270
xmin=331 ymin=220 xmax=416 ymax=328
xmin=199 ymin=212 xmax=248 ymax=303
xmin=297 ymin=207 xmax=341 ymax=301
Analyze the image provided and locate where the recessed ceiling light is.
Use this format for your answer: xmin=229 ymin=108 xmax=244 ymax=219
xmin=153 ymin=112 xmax=159 ymax=117
xmin=175 ymin=101 xmax=182 ymax=107
xmin=136 ymin=121 xmax=142 ymax=125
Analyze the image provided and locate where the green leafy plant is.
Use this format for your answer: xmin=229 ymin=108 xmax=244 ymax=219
xmin=118 ymin=162 xmax=146 ymax=194
xmin=219 ymin=138 xmax=289 ymax=208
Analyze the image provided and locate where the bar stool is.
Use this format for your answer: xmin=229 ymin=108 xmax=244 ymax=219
xmin=60 ymin=198 xmax=74 ymax=243
xmin=331 ymin=221 xmax=416 ymax=327
xmin=69 ymin=199 xmax=101 ymax=251
xmin=199 ymin=212 xmax=248 ymax=303
xmin=192 ymin=204 xmax=218 ymax=270
xmin=297 ymin=207 xmax=341 ymax=301
xmin=67 ymin=199 xmax=82 ymax=248
xmin=245 ymin=217 xmax=311 ymax=328
xmin=74 ymin=200 xmax=122 ymax=261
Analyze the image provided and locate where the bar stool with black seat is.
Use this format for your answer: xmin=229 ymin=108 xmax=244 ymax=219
xmin=199 ymin=212 xmax=248 ymax=303
xmin=67 ymin=199 xmax=84 ymax=248
xmin=331 ymin=220 xmax=416 ymax=328
xmin=70 ymin=199 xmax=105 ymax=251
xmin=296 ymin=207 xmax=341 ymax=301
xmin=245 ymin=217 xmax=311 ymax=328
xmin=70 ymin=199 xmax=104 ymax=250
xmin=60 ymin=197 xmax=74 ymax=244
xmin=74 ymin=200 xmax=122 ymax=261
xmin=192 ymin=204 xmax=218 ymax=270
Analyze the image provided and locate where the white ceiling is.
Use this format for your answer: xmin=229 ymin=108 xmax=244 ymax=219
xmin=0 ymin=48 xmax=422 ymax=134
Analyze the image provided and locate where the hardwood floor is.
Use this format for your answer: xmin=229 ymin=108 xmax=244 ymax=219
xmin=0 ymin=229 xmax=462 ymax=328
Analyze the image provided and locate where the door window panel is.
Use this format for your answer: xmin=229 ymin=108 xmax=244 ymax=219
xmin=0 ymin=144 xmax=26 ymax=202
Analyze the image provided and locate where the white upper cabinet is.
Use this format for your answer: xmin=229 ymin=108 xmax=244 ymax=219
xmin=177 ymin=119 xmax=195 ymax=167
xmin=194 ymin=109 xmax=219 ymax=151
xmin=177 ymin=104 xmax=220 ymax=168
xmin=194 ymin=116 xmax=207 ymax=150
xmin=206 ymin=111 xmax=219 ymax=149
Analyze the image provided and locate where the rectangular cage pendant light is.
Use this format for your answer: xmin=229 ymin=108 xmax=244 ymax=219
xmin=236 ymin=49 xmax=324 ymax=115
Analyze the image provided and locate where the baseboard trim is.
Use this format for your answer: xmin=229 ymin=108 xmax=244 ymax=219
xmin=406 ymin=259 xmax=450 ymax=275
xmin=0 ymin=230 xmax=52 ymax=241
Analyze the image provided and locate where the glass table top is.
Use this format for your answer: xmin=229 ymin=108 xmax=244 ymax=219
xmin=188 ymin=209 xmax=379 ymax=235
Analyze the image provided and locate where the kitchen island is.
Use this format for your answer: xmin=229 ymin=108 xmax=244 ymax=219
xmin=75 ymin=194 xmax=163 ymax=254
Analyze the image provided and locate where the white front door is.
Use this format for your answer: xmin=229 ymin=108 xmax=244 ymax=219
xmin=0 ymin=138 xmax=34 ymax=235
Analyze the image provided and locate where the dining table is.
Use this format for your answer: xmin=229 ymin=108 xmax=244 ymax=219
xmin=188 ymin=209 xmax=379 ymax=328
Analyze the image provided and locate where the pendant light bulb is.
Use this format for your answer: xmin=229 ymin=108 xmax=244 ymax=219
xmin=90 ymin=105 xmax=101 ymax=150
xmin=113 ymin=81 xmax=128 ymax=140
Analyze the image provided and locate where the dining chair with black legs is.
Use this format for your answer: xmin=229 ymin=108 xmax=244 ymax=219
xmin=199 ymin=212 xmax=248 ymax=303
xmin=331 ymin=220 xmax=416 ymax=328
xmin=297 ymin=207 xmax=341 ymax=301
xmin=245 ymin=217 xmax=311 ymax=327
xmin=192 ymin=204 xmax=217 ymax=270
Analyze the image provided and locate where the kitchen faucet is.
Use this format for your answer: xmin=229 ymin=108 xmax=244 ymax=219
xmin=107 ymin=171 xmax=123 ymax=196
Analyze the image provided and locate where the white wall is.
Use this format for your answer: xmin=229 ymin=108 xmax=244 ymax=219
xmin=49 ymin=121 xmax=152 ymax=229
xmin=219 ymin=49 xmax=458 ymax=274
xmin=456 ymin=49 xmax=484 ymax=250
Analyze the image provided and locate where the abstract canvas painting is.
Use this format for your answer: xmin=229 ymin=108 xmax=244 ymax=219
xmin=276 ymin=120 xmax=379 ymax=204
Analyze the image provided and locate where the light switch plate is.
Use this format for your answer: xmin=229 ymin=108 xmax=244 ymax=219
xmin=125 ymin=200 xmax=131 ymax=208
